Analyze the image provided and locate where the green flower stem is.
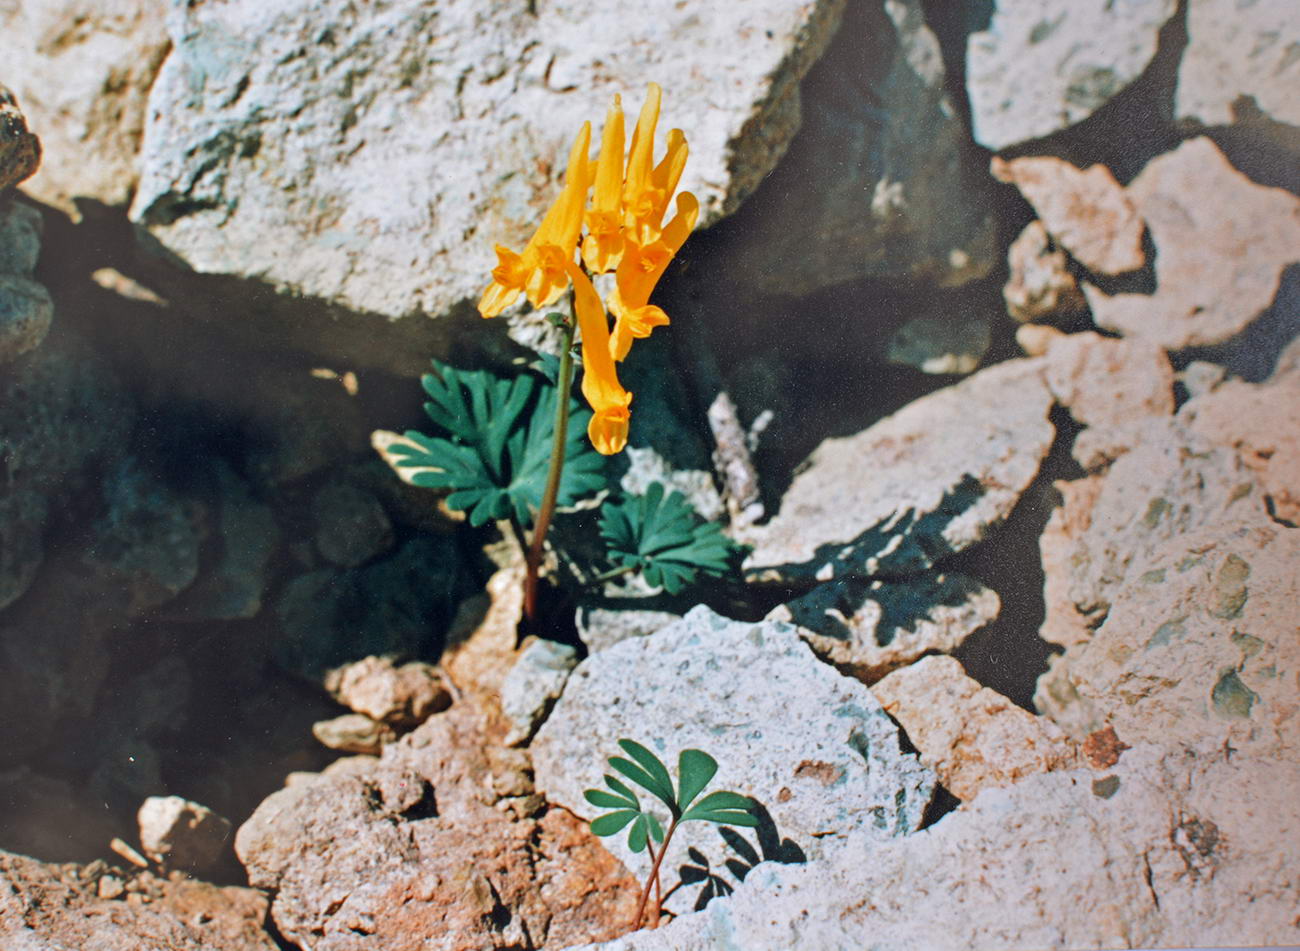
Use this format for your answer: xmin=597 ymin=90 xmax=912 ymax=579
xmin=634 ymin=816 xmax=678 ymax=931
xmin=590 ymin=563 xmax=639 ymax=585
xmin=524 ymin=299 xmax=578 ymax=624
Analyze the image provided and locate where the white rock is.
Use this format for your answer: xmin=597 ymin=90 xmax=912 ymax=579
xmin=768 ymin=572 xmax=1000 ymax=683
xmin=1084 ymin=137 xmax=1300 ymax=349
xmin=571 ymin=744 xmax=1300 ymax=950
xmin=1176 ymin=0 xmax=1300 ymax=128
xmin=130 ymin=0 xmax=844 ymax=329
xmin=499 ymin=638 xmax=577 ymax=746
xmin=137 ymin=795 xmax=233 ymax=871
xmin=575 ymin=605 xmax=682 ymax=654
xmin=531 ymin=606 xmax=935 ymax=920
xmin=967 ymin=0 xmax=1177 ymax=150
xmin=745 ymin=358 xmax=1054 ymax=584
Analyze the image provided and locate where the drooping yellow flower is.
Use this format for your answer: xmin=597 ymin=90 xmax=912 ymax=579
xmin=580 ymin=95 xmax=626 ymax=275
xmin=608 ymin=191 xmax=699 ymax=361
xmin=564 ymin=259 xmax=631 ymax=455
xmin=478 ymin=121 xmax=593 ymax=318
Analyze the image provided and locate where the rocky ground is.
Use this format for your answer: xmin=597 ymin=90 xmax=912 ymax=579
xmin=1 ymin=0 xmax=1297 ymax=948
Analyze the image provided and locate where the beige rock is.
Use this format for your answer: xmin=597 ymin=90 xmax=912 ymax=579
xmin=992 ymin=157 xmax=1144 ymax=275
xmin=1038 ymin=475 xmax=1105 ymax=649
xmin=768 ymin=573 xmax=1000 ymax=684
xmin=311 ymin=713 xmax=395 ymax=755
xmin=1084 ymin=137 xmax=1300 ymax=349
xmin=1003 ymin=221 xmax=1086 ymax=323
xmin=746 ymin=358 xmax=1054 ymax=585
xmin=237 ymin=703 xmax=636 ymax=951
xmin=1181 ymin=373 xmax=1300 ymax=524
xmin=0 ymin=85 xmax=40 ymax=190
xmin=1013 ymin=321 xmax=1064 ymax=356
xmin=0 ymin=0 xmax=169 ymax=212
xmin=873 ymin=656 xmax=1077 ymax=801
xmin=1039 ymin=513 xmax=1298 ymax=756
xmin=137 ymin=795 xmax=233 ymax=872
xmin=325 ymin=656 xmax=451 ymax=727
xmin=574 ymin=744 xmax=1300 ymax=950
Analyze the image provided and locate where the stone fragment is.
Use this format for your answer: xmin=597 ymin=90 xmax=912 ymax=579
xmin=1 ymin=849 xmax=277 ymax=950
xmin=1004 ymin=222 xmax=1086 ymax=323
xmin=499 ymin=639 xmax=577 ymax=746
xmin=575 ymin=604 xmax=683 ymax=653
xmin=236 ymin=704 xmax=636 ymax=950
xmin=872 ymin=656 xmax=1078 ymax=802
xmin=967 ymin=0 xmax=1177 ymax=150
xmin=1040 ymin=331 xmax=1176 ymax=470
xmin=312 ymin=481 xmax=394 ymax=568
xmin=532 ymin=607 xmax=935 ymax=919
xmin=325 ymin=656 xmax=451 ymax=727
xmin=991 ymin=156 xmax=1144 ymax=275
xmin=0 ymin=1 xmax=169 ymax=211
xmin=0 ymin=84 xmax=40 ymax=190
xmin=130 ymin=0 xmax=844 ymax=335
xmin=1180 ymin=372 xmax=1300 ymax=524
xmin=311 ymin=714 xmax=395 ymax=755
xmin=571 ymin=745 xmax=1300 ymax=951
xmin=768 ymin=572 xmax=1000 ymax=684
xmin=725 ymin=0 xmax=997 ymax=297
xmin=1038 ymin=475 xmax=1106 ymax=650
xmin=137 ymin=796 xmax=234 ymax=872
xmin=745 ymin=358 xmax=1054 ymax=584
xmin=886 ymin=314 xmax=990 ymax=375
xmin=1084 ymin=138 xmax=1300 ymax=349
xmin=0 ymin=200 xmax=53 ymax=363
xmin=1176 ymin=0 xmax=1300 ymax=128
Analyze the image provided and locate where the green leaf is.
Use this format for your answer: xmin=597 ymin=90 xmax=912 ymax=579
xmin=379 ymin=359 xmax=606 ymax=529
xmin=590 ymin=810 xmax=639 ymax=837
xmin=599 ymin=482 xmax=740 ymax=594
xmin=646 ymin=811 xmax=665 ymax=843
xmin=628 ymin=812 xmax=650 ymax=853
xmin=584 ymin=789 xmax=636 ymax=810
xmin=675 ymin=749 xmax=718 ymax=811
xmin=682 ymin=790 xmax=757 ymax=825
xmin=615 ymin=739 xmax=677 ymax=809
xmin=604 ymin=774 xmax=639 ymax=804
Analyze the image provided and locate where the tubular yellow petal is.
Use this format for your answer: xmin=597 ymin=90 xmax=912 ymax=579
xmin=583 ymin=96 xmax=627 ymax=273
xmin=623 ymin=83 xmax=661 ymax=207
xmin=479 ymin=281 xmax=521 ymax=318
xmin=556 ymin=121 xmax=593 ymax=252
xmin=588 ymin=404 xmax=630 ymax=456
xmin=649 ymin=129 xmax=688 ymax=220
xmin=565 ymin=259 xmax=631 ymax=454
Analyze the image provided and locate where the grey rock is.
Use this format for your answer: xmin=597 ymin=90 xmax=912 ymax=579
xmin=499 ymin=638 xmax=577 ymax=746
xmin=1084 ymin=138 xmax=1300 ymax=349
xmin=886 ymin=313 xmax=991 ymax=376
xmin=575 ymin=604 xmax=683 ymax=653
xmin=745 ymin=358 xmax=1054 ymax=585
xmin=138 ymin=795 xmax=234 ymax=872
xmin=0 ymin=1 xmax=168 ymax=211
xmin=130 ymin=0 xmax=845 ymax=337
xmin=531 ymin=606 xmax=935 ymax=919
xmin=0 ymin=84 xmax=40 ymax=190
xmin=572 ymin=744 xmax=1300 ymax=950
xmin=768 ymin=572 xmax=1000 ymax=684
xmin=967 ymin=0 xmax=1178 ymax=150
xmin=312 ymin=481 xmax=394 ymax=568
xmin=1176 ymin=0 xmax=1300 ymax=128
xmin=727 ymin=0 xmax=997 ymax=297
xmin=0 ymin=201 xmax=52 ymax=363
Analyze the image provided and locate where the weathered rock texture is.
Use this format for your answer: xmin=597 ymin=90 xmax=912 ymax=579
xmin=1084 ymin=137 xmax=1300 ymax=349
xmin=532 ymin=607 xmax=935 ymax=919
xmin=991 ymin=156 xmax=1144 ymax=276
xmin=1176 ymin=0 xmax=1300 ymax=128
xmin=236 ymin=704 xmax=636 ymax=950
xmin=745 ymin=358 xmax=1054 ymax=584
xmin=130 ymin=0 xmax=845 ymax=329
xmin=725 ymin=0 xmax=997 ymax=297
xmin=0 ymin=849 xmax=276 ymax=950
xmin=1002 ymin=220 xmax=1086 ymax=323
xmin=967 ymin=0 xmax=1178 ymax=150
xmin=0 ymin=200 xmax=53 ymax=364
xmin=0 ymin=85 xmax=41 ymax=191
xmin=324 ymin=655 xmax=451 ymax=727
xmin=872 ymin=655 xmax=1077 ymax=802
xmin=572 ymin=744 xmax=1300 ymax=950
xmin=768 ymin=572 xmax=1000 ymax=683
xmin=0 ymin=0 xmax=169 ymax=211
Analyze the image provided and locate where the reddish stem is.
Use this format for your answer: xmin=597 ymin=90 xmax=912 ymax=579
xmin=633 ymin=817 xmax=678 ymax=931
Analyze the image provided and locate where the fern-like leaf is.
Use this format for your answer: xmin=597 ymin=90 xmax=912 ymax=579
xmin=598 ymin=483 xmax=737 ymax=594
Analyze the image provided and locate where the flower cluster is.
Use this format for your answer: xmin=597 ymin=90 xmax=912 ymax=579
xmin=478 ymin=84 xmax=697 ymax=455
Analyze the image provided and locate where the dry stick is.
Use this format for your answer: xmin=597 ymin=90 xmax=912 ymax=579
xmin=523 ymin=293 xmax=578 ymax=625
xmin=634 ymin=816 xmax=679 ymax=930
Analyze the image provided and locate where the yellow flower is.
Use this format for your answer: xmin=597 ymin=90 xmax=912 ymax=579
xmin=478 ymin=121 xmax=593 ymax=318
xmin=608 ymin=192 xmax=698 ymax=361
xmin=580 ymin=95 xmax=627 ymax=275
xmin=565 ymin=259 xmax=631 ymax=455
xmin=622 ymin=83 xmax=689 ymax=247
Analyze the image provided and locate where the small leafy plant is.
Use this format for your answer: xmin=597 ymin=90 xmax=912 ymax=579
xmin=584 ymin=739 xmax=757 ymax=931
xmin=598 ymin=483 xmax=737 ymax=594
